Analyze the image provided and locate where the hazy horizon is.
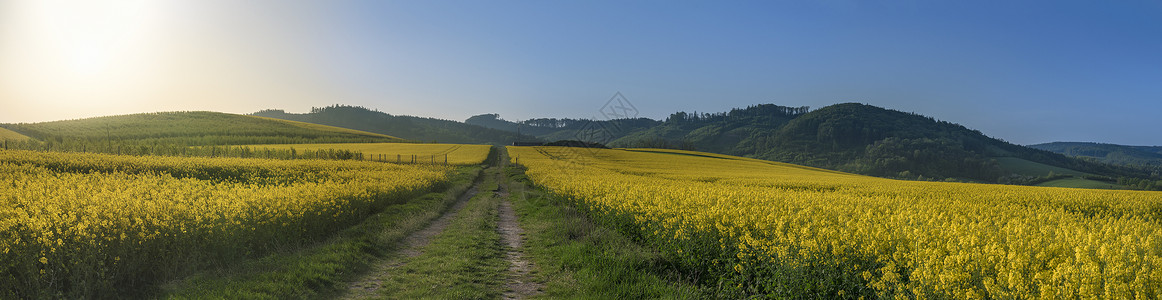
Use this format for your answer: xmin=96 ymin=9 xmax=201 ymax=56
xmin=2 ymin=1 xmax=1159 ymax=146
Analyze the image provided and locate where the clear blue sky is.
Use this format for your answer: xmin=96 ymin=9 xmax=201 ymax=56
xmin=1 ymin=1 xmax=1159 ymax=145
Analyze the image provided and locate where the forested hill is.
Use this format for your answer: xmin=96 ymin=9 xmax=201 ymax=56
xmin=253 ymin=105 xmax=535 ymax=145
xmin=467 ymin=113 xmax=662 ymax=143
xmin=1030 ymin=142 xmax=1162 ymax=170
xmin=472 ymin=103 xmax=1155 ymax=184
xmin=749 ymin=103 xmax=1136 ymax=181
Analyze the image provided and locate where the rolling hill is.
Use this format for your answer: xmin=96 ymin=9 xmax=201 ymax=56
xmin=253 ymin=105 xmax=535 ymax=145
xmin=0 ymin=111 xmax=402 ymax=147
xmin=0 ymin=127 xmax=29 ymax=141
xmin=472 ymin=103 xmax=1157 ymax=186
xmin=468 ymin=113 xmax=662 ymax=144
xmin=1030 ymin=142 xmax=1162 ymax=169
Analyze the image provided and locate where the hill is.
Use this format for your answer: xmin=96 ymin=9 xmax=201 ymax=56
xmin=750 ymin=104 xmax=1153 ymax=183
xmin=467 ymin=104 xmax=801 ymax=153
xmin=757 ymin=103 xmax=1024 ymax=181
xmin=482 ymin=103 xmax=1156 ymax=186
xmin=0 ymin=127 xmax=29 ymax=141
xmin=1030 ymin=142 xmax=1162 ymax=170
xmin=609 ymin=104 xmax=805 ymax=154
xmin=0 ymin=111 xmax=399 ymax=148
xmin=466 ymin=113 xmax=661 ymax=143
xmin=254 ymin=105 xmax=534 ymax=145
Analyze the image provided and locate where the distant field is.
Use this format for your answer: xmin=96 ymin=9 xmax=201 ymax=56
xmin=248 ymin=115 xmax=403 ymax=140
xmin=1037 ymin=177 xmax=1127 ymax=189
xmin=252 ymin=143 xmax=492 ymax=165
xmin=2 ymin=111 xmax=402 ymax=146
xmin=622 ymin=148 xmax=853 ymax=175
xmin=995 ymin=156 xmax=1090 ymax=177
xmin=0 ymin=127 xmax=29 ymax=141
xmin=995 ymin=157 xmax=1133 ymax=190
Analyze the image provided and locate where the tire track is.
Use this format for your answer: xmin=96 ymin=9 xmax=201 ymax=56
xmin=339 ymin=175 xmax=482 ymax=299
xmin=497 ymin=148 xmax=543 ymax=299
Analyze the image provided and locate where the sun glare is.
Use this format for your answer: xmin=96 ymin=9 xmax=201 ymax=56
xmin=0 ymin=0 xmax=167 ymax=114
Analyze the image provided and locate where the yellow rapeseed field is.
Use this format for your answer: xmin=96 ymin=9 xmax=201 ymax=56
xmin=509 ymin=146 xmax=1162 ymax=299
xmin=0 ymin=149 xmax=449 ymax=297
xmin=250 ymin=143 xmax=491 ymax=165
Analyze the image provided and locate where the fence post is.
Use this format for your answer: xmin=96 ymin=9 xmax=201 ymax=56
xmin=445 ymin=154 xmax=448 ymax=166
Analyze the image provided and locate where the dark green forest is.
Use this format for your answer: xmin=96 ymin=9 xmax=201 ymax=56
xmin=468 ymin=103 xmax=1159 ymax=188
xmin=1031 ymin=142 xmax=1162 ymax=171
xmin=254 ymin=105 xmax=535 ymax=145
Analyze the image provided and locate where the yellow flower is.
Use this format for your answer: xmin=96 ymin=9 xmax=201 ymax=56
xmin=507 ymin=146 xmax=1162 ymax=298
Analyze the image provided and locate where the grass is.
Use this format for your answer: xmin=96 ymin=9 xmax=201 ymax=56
xmin=1037 ymin=177 xmax=1128 ymax=189
xmin=997 ymin=157 xmax=1133 ymax=190
xmin=623 ymin=147 xmax=852 ymax=175
xmin=159 ymin=166 xmax=481 ymax=299
xmin=0 ymin=127 xmax=30 ymax=141
xmin=370 ymin=168 xmax=508 ymax=299
xmin=351 ymin=147 xmax=704 ymax=298
xmin=503 ymin=164 xmax=705 ymax=299
xmin=3 ymin=111 xmax=401 ymax=146
xmin=249 ymin=115 xmax=403 ymax=140
xmin=995 ymin=156 xmax=1090 ymax=177
xmin=161 ymin=146 xmax=702 ymax=298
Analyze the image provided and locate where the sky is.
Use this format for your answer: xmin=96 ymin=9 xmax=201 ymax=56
xmin=1 ymin=1 xmax=1159 ymax=146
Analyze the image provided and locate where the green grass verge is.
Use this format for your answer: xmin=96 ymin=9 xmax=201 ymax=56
xmin=1037 ymin=177 xmax=1128 ymax=189
xmin=159 ymin=167 xmax=481 ymax=299
xmin=370 ymin=168 xmax=508 ymax=299
xmin=996 ymin=157 xmax=1090 ymax=177
xmin=503 ymin=165 xmax=704 ymax=299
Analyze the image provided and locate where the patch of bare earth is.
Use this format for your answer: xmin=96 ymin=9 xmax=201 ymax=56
xmin=497 ymin=182 xmax=543 ymax=299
